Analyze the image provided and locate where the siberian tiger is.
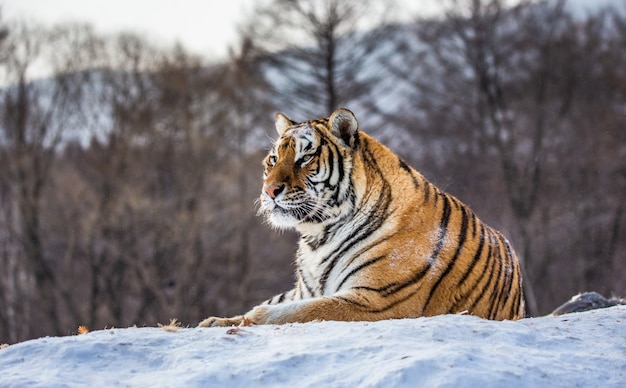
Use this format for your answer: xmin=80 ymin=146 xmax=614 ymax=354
xmin=199 ymin=108 xmax=525 ymax=327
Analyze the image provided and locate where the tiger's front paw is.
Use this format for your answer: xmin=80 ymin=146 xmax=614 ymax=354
xmin=197 ymin=315 xmax=244 ymax=327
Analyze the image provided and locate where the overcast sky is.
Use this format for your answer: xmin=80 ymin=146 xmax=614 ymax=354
xmin=1 ymin=0 xmax=444 ymax=61
xmin=2 ymin=0 xmax=258 ymax=59
xmin=3 ymin=0 xmax=623 ymax=61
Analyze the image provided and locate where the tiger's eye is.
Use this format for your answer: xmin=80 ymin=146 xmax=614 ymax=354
xmin=299 ymin=154 xmax=314 ymax=166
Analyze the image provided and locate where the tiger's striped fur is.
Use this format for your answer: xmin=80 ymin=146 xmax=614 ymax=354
xmin=199 ymin=108 xmax=525 ymax=327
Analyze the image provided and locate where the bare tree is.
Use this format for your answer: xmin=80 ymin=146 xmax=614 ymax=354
xmin=0 ymin=20 xmax=96 ymax=341
xmin=240 ymin=0 xmax=396 ymax=119
xmin=555 ymin=8 xmax=626 ymax=299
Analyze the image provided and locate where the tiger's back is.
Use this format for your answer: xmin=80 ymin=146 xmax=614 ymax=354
xmin=199 ymin=108 xmax=525 ymax=327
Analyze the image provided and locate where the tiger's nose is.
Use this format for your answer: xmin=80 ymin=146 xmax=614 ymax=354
xmin=264 ymin=184 xmax=285 ymax=199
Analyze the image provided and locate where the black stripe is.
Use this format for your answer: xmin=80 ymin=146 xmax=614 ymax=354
xmin=336 ymin=255 xmax=386 ymax=291
xmin=457 ymin=220 xmax=485 ymax=286
xmin=351 ymin=284 xmax=400 ymax=296
xmin=326 ymin=147 xmax=346 ymax=205
xmin=509 ymin=278 xmax=521 ymax=318
xmin=487 ymin=230 xmax=502 ymax=319
xmin=492 ymin=234 xmax=514 ymax=319
xmin=515 ymin=288 xmax=523 ymax=318
xmin=308 ymin=134 xmax=327 ymax=178
xmin=423 ymin=200 xmax=469 ymax=314
xmin=494 ymin=238 xmax=514 ymax=318
xmin=335 ymin=234 xmax=396 ymax=284
xmin=365 ymin=287 xmax=421 ymax=314
xmin=324 ymin=144 xmax=335 ymax=185
xmin=345 ymin=287 xmax=417 ymax=314
xmin=470 ymin=212 xmax=478 ymax=240
xmin=432 ymin=194 xmax=453 ymax=261
xmin=399 ymin=158 xmax=411 ymax=173
xmin=476 ymin=230 xmax=497 ymax=318
xmin=449 ymin=222 xmax=487 ymax=313
xmin=318 ymin=138 xmax=392 ymax=293
xmin=423 ymin=181 xmax=431 ymax=204
xmin=298 ymin=267 xmax=316 ymax=297
xmin=500 ymin=235 xmax=517 ymax=317
xmin=450 ymin=196 xmax=461 ymax=210
xmin=399 ymin=157 xmax=420 ymax=189
xmin=335 ymin=148 xmax=345 ymax=187
xmin=466 ymin=231 xmax=495 ymax=313
xmin=503 ymin=238 xmax=518 ymax=303
xmin=334 ymin=295 xmax=368 ymax=309
xmin=487 ymin=236 xmax=507 ymax=319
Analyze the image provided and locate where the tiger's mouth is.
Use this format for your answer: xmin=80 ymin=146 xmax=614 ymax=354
xmin=260 ymin=186 xmax=336 ymax=228
xmin=261 ymin=195 xmax=319 ymax=228
xmin=271 ymin=204 xmax=291 ymax=216
xmin=272 ymin=202 xmax=307 ymax=220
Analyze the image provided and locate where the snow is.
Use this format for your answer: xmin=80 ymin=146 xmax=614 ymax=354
xmin=1 ymin=307 xmax=624 ymax=387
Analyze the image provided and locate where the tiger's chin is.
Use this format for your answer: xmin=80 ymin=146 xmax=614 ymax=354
xmin=267 ymin=214 xmax=300 ymax=230
xmin=266 ymin=210 xmax=300 ymax=230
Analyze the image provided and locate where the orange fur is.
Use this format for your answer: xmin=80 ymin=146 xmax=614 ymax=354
xmin=199 ymin=109 xmax=524 ymax=327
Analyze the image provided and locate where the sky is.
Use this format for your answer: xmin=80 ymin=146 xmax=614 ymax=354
xmin=1 ymin=0 xmax=440 ymax=61
xmin=2 ymin=0 xmax=623 ymax=62
xmin=1 ymin=0 xmax=258 ymax=59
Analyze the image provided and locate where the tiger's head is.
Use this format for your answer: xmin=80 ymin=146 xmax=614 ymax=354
xmin=259 ymin=108 xmax=360 ymax=231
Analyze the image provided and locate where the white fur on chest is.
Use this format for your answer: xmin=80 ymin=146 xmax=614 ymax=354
xmin=297 ymin=225 xmax=356 ymax=295
xmin=296 ymin=215 xmax=398 ymax=295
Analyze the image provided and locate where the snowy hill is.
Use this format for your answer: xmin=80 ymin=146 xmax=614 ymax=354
xmin=1 ymin=306 xmax=624 ymax=387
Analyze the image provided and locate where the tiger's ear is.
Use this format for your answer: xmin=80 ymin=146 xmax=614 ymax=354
xmin=275 ymin=113 xmax=294 ymax=136
xmin=329 ymin=108 xmax=359 ymax=149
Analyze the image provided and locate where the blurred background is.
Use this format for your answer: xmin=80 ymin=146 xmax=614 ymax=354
xmin=0 ymin=0 xmax=624 ymax=343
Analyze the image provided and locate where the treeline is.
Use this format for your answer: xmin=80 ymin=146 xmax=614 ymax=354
xmin=1 ymin=0 xmax=624 ymax=343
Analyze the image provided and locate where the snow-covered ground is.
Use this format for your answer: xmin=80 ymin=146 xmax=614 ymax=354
xmin=1 ymin=306 xmax=624 ymax=387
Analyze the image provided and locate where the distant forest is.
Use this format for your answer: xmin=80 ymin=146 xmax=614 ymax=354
xmin=1 ymin=0 xmax=624 ymax=343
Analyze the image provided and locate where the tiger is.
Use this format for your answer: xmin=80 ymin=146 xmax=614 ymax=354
xmin=199 ymin=108 xmax=525 ymax=327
